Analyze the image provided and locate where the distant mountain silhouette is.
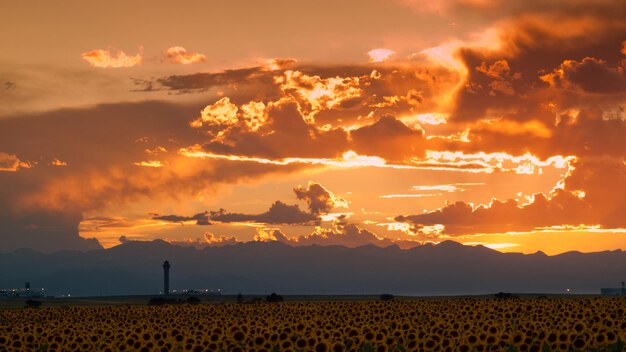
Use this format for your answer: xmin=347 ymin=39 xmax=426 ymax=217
xmin=1 ymin=240 xmax=624 ymax=296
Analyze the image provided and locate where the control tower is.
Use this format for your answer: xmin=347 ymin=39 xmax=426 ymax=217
xmin=163 ymin=260 xmax=170 ymax=296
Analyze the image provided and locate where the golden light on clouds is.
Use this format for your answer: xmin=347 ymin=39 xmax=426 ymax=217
xmin=414 ymin=151 xmax=575 ymax=174
xmin=240 ymin=101 xmax=267 ymax=131
xmin=50 ymin=159 xmax=68 ymax=167
xmin=265 ymin=58 xmax=298 ymax=71
xmin=2 ymin=0 xmax=626 ymax=256
xmin=367 ymin=48 xmax=396 ymax=63
xmin=276 ymin=70 xmax=363 ymax=123
xmin=178 ymin=148 xmax=412 ymax=169
xmin=198 ymin=97 xmax=239 ymax=126
xmin=133 ymin=160 xmax=165 ymax=168
xmin=166 ymin=46 xmax=206 ymax=64
xmin=0 ymin=152 xmax=32 ymax=172
xmin=81 ymin=47 xmax=143 ymax=68
xmin=402 ymin=113 xmax=448 ymax=126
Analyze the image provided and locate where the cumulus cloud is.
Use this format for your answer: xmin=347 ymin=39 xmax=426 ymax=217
xmin=190 ymin=97 xmax=269 ymax=133
xmin=293 ymin=181 xmax=348 ymax=215
xmin=540 ymin=57 xmax=626 ymax=94
xmin=196 ymin=97 xmax=239 ymax=127
xmin=368 ymin=48 xmax=396 ymax=63
xmin=294 ymin=223 xmax=396 ymax=247
xmin=254 ymin=227 xmax=291 ymax=242
xmin=475 ymin=59 xmax=520 ymax=96
xmin=425 ymin=1 xmax=626 ymax=163
xmin=164 ymin=232 xmax=240 ymax=248
xmin=0 ymin=152 xmax=32 ymax=172
xmin=198 ymin=98 xmax=350 ymax=159
xmin=275 ymin=70 xmax=365 ymax=123
xmin=396 ymin=159 xmax=626 ymax=236
xmin=166 ymin=46 xmax=206 ymax=64
xmin=50 ymin=159 xmax=68 ymax=167
xmin=254 ymin=222 xmax=400 ymax=248
xmin=81 ymin=47 xmax=142 ymax=68
xmin=202 ymin=232 xmax=241 ymax=246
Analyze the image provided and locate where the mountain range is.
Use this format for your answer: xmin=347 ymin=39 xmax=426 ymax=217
xmin=1 ymin=240 xmax=624 ymax=297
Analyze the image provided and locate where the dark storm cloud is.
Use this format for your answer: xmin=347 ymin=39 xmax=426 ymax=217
xmin=540 ymin=57 xmax=626 ymax=94
xmin=0 ymin=101 xmax=305 ymax=252
xmin=153 ymin=201 xmax=319 ymax=227
xmin=211 ymin=201 xmax=318 ymax=225
xmin=153 ymin=211 xmax=212 ymax=225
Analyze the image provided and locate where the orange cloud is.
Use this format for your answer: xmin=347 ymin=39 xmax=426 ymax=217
xmin=264 ymin=58 xmax=298 ymax=71
xmin=540 ymin=57 xmax=626 ymax=94
xmin=350 ymin=115 xmax=426 ymax=160
xmin=254 ymin=223 xmax=406 ymax=248
xmin=396 ymin=159 xmax=626 ymax=236
xmin=408 ymin=113 xmax=448 ymax=126
xmin=414 ymin=151 xmax=573 ymax=174
xmin=198 ymin=97 xmax=239 ymax=126
xmin=81 ymin=47 xmax=142 ymax=68
xmin=179 ymin=148 xmax=409 ymax=170
xmin=294 ymin=182 xmax=348 ymax=215
xmin=202 ymin=232 xmax=240 ymax=246
xmin=133 ymin=160 xmax=165 ymax=168
xmin=475 ymin=59 xmax=520 ymax=96
xmin=368 ymin=48 xmax=396 ymax=63
xmin=275 ymin=70 xmax=364 ymax=123
xmin=240 ymin=101 xmax=267 ymax=131
xmin=0 ymin=152 xmax=32 ymax=172
xmin=166 ymin=46 xmax=206 ymax=64
xmin=50 ymin=159 xmax=68 ymax=167
xmin=190 ymin=97 xmax=269 ymax=133
xmin=474 ymin=119 xmax=552 ymax=138
xmin=145 ymin=146 xmax=167 ymax=155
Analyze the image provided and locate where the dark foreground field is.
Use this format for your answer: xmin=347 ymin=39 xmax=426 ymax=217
xmin=1 ymin=296 xmax=625 ymax=351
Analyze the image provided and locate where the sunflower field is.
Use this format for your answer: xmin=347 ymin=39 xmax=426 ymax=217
xmin=1 ymin=297 xmax=625 ymax=351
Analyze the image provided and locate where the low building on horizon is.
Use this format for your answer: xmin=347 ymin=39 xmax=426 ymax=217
xmin=600 ymin=282 xmax=625 ymax=296
xmin=0 ymin=282 xmax=45 ymax=298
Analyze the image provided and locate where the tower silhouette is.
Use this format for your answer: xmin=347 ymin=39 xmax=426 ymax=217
xmin=163 ymin=260 xmax=170 ymax=295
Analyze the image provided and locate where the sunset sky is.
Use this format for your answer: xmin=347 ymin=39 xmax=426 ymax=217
xmin=1 ymin=0 xmax=625 ymax=255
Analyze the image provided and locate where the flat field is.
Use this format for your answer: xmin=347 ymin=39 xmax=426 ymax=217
xmin=1 ymin=297 xmax=625 ymax=351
